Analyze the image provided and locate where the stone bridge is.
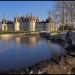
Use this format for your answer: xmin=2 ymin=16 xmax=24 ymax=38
xmin=50 ymin=31 xmax=75 ymax=45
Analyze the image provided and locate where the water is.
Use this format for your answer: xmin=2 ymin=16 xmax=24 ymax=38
xmin=0 ymin=34 xmax=66 ymax=72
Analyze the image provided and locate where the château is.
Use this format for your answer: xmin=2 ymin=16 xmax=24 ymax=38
xmin=1 ymin=12 xmax=55 ymax=32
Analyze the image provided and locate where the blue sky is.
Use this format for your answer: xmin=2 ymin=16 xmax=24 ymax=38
xmin=0 ymin=1 xmax=55 ymax=21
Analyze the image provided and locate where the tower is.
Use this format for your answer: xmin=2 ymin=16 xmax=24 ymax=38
xmin=31 ymin=12 xmax=32 ymax=18
xmin=14 ymin=17 xmax=20 ymax=31
xmin=29 ymin=16 xmax=36 ymax=32
xmin=26 ymin=13 xmax=29 ymax=18
xmin=46 ymin=11 xmax=53 ymax=32
xmin=49 ymin=11 xmax=50 ymax=19
xmin=1 ymin=15 xmax=7 ymax=31
xmin=36 ymin=16 xmax=39 ymax=22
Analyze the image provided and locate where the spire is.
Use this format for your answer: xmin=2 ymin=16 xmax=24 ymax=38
xmin=26 ymin=13 xmax=28 ymax=18
xmin=16 ymin=14 xmax=19 ymax=18
xmin=37 ymin=16 xmax=39 ymax=22
xmin=2 ymin=14 xmax=6 ymax=24
xmin=49 ymin=11 xmax=50 ymax=18
xmin=37 ymin=16 xmax=38 ymax=19
xmin=29 ymin=13 xmax=30 ymax=17
xmin=31 ymin=12 xmax=32 ymax=17
xmin=15 ymin=14 xmax=18 ymax=21
xmin=2 ymin=14 xmax=5 ymax=20
xmin=15 ymin=14 xmax=20 ymax=22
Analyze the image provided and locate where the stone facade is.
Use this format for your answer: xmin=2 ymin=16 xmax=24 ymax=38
xmin=14 ymin=17 xmax=20 ymax=31
xmin=1 ymin=13 xmax=55 ymax=32
xmin=1 ymin=18 xmax=14 ymax=31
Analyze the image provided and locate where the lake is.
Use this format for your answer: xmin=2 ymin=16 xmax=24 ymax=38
xmin=0 ymin=34 xmax=66 ymax=72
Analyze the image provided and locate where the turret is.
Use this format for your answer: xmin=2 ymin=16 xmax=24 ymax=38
xmin=36 ymin=16 xmax=39 ymax=22
xmin=29 ymin=14 xmax=36 ymax=31
xmin=26 ymin=13 xmax=29 ymax=18
xmin=46 ymin=12 xmax=54 ymax=32
xmin=31 ymin=13 xmax=32 ymax=18
xmin=14 ymin=17 xmax=20 ymax=31
xmin=1 ymin=16 xmax=7 ymax=31
xmin=46 ymin=11 xmax=52 ymax=23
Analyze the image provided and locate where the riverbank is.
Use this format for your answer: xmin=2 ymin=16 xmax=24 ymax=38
xmin=1 ymin=54 xmax=75 ymax=74
xmin=47 ymin=55 xmax=75 ymax=74
xmin=0 ymin=31 xmax=41 ymax=36
xmin=0 ymin=31 xmax=29 ymax=34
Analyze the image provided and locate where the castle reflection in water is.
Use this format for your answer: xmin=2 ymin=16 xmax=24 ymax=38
xmin=0 ymin=34 xmax=41 ymax=47
xmin=0 ymin=34 xmax=66 ymax=72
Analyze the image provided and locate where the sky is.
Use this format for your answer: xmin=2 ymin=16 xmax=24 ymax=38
xmin=0 ymin=1 xmax=55 ymax=21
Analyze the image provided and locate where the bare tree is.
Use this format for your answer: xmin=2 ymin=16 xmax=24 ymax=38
xmin=54 ymin=1 xmax=75 ymax=31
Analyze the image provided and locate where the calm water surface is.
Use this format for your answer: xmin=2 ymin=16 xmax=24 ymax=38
xmin=0 ymin=34 xmax=66 ymax=72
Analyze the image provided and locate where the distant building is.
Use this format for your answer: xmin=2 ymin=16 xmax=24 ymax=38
xmin=1 ymin=12 xmax=55 ymax=32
